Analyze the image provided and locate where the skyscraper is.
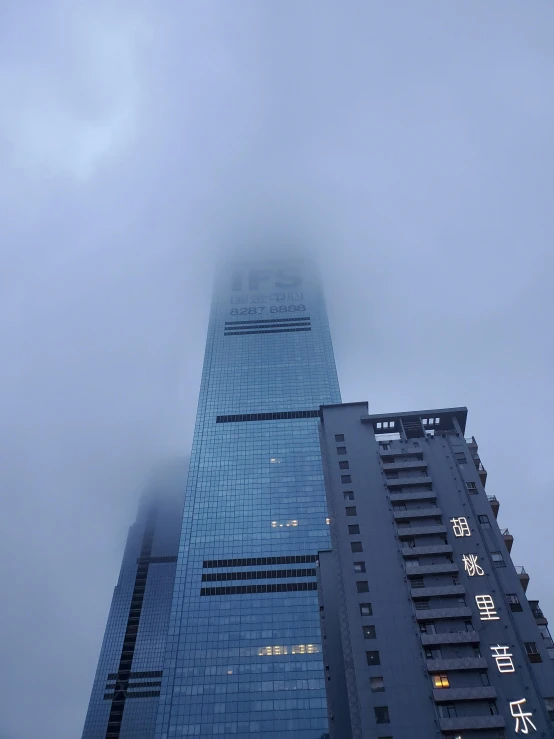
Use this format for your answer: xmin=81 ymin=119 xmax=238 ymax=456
xmin=153 ymin=259 xmax=341 ymax=739
xmin=82 ymin=460 xmax=187 ymax=739
xmin=318 ymin=403 xmax=554 ymax=738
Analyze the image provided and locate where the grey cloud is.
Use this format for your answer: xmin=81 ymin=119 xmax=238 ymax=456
xmin=1 ymin=2 xmax=553 ymax=737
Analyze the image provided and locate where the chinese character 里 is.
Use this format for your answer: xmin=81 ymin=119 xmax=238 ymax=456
xmin=490 ymin=644 xmax=515 ymax=673
xmin=269 ymin=292 xmax=286 ymax=301
xmin=462 ymin=553 xmax=484 ymax=577
xmin=450 ymin=517 xmax=471 ymax=537
xmin=475 ymin=594 xmax=500 ymax=621
xmin=510 ymin=698 xmax=537 ymax=734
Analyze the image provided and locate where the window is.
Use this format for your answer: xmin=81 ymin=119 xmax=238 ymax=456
xmin=411 ymin=577 xmax=425 ymax=589
xmin=433 ymin=673 xmax=449 ymax=689
xmin=339 ymin=460 xmax=350 ymax=470
xmin=439 ymin=704 xmax=456 ymax=719
xmin=466 ymin=481 xmax=478 ymax=493
xmin=354 ymin=561 xmax=366 ymax=573
xmin=480 ymin=671 xmax=490 ymax=686
xmin=337 ymin=446 xmax=347 ymax=455
xmin=545 ymin=697 xmax=554 ymax=721
xmin=360 ymin=603 xmax=373 ymax=616
xmin=488 ymin=702 xmax=498 ymax=715
xmin=386 ymin=470 xmax=398 ymax=479
xmin=348 ymin=524 xmax=360 ymax=535
xmin=405 ymin=558 xmax=420 ymax=569
xmin=478 ymin=514 xmax=491 ymax=529
xmin=370 ymin=676 xmax=384 ymax=692
xmin=464 ymin=620 xmax=473 ymax=632
xmin=363 ymin=625 xmax=377 ymax=639
xmin=374 ymin=706 xmax=390 ymax=724
xmin=335 ymin=434 xmax=345 ymax=442
xmin=357 ymin=581 xmax=369 ymax=593
xmin=351 ymin=541 xmax=363 ymax=553
xmin=491 ymin=551 xmax=505 ymax=567
xmin=341 ymin=474 xmax=352 ymax=483
xmin=415 ymin=599 xmax=430 ymax=611
xmin=344 ymin=491 xmax=355 ymax=501
xmin=452 ymin=576 xmax=460 ymax=585
xmin=455 ymin=453 xmax=467 ymax=464
xmin=366 ymin=651 xmax=380 ymax=666
xmin=507 ymin=593 xmax=523 ymax=612
xmin=419 ymin=622 xmax=435 ymax=634
xmin=381 ymin=443 xmax=389 ymax=450
xmin=393 ymin=502 xmax=407 ymax=511
xmin=525 ymin=642 xmax=542 ymax=663
xmin=345 ymin=506 xmax=357 ymax=517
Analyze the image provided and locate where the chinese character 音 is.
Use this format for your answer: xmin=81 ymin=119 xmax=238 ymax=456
xmin=450 ymin=517 xmax=471 ymax=537
xmin=490 ymin=644 xmax=515 ymax=673
xmin=475 ymin=594 xmax=500 ymax=621
xmin=510 ymin=698 xmax=537 ymax=734
xmin=462 ymin=553 xmax=484 ymax=577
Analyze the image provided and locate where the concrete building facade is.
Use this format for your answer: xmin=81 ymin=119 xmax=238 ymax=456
xmin=318 ymin=403 xmax=554 ymax=738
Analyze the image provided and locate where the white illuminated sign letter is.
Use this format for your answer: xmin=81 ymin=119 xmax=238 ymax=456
xmin=462 ymin=553 xmax=484 ymax=576
xmin=490 ymin=645 xmax=515 ymax=673
xmin=510 ymin=698 xmax=537 ymax=734
xmin=475 ymin=594 xmax=500 ymax=621
xmin=450 ymin=517 xmax=471 ymax=537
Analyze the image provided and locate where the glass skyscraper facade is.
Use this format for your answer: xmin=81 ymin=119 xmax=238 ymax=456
xmin=82 ymin=460 xmax=188 ymax=739
xmin=154 ymin=259 xmax=341 ymax=738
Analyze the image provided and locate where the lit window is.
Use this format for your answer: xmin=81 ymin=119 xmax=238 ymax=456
xmin=363 ymin=625 xmax=376 ymax=639
xmin=325 ymin=517 xmax=331 ymax=525
xmin=360 ymin=603 xmax=372 ymax=616
xmin=366 ymin=651 xmax=380 ymax=666
xmin=433 ymin=673 xmax=450 ymax=689
xmin=344 ymin=491 xmax=355 ymax=501
xmin=269 ymin=457 xmax=280 ymax=464
xmin=353 ymin=561 xmax=366 ymax=573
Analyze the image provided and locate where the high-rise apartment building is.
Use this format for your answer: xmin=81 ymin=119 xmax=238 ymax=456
xmin=82 ymin=460 xmax=187 ymax=739
xmin=318 ymin=403 xmax=554 ymax=738
xmin=153 ymin=260 xmax=341 ymax=738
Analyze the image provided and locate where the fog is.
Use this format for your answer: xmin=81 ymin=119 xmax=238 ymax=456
xmin=1 ymin=2 xmax=553 ymax=737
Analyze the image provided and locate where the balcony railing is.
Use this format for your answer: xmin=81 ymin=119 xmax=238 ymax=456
xmin=487 ymin=495 xmax=498 ymax=502
xmin=514 ymin=566 xmax=526 ymax=575
xmin=533 ymin=607 xmax=545 ymax=619
xmin=501 ymin=528 xmax=511 ymax=536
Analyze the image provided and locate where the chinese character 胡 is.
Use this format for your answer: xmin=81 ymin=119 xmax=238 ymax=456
xmin=450 ymin=517 xmax=471 ymax=537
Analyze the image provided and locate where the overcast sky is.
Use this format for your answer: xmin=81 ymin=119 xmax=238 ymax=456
xmin=1 ymin=2 xmax=553 ymax=737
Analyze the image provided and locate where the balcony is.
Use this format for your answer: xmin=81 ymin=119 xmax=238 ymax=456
xmin=515 ymin=565 xmax=530 ymax=592
xmin=415 ymin=607 xmax=472 ymax=621
xmin=390 ymin=490 xmax=437 ymax=503
xmin=406 ymin=563 xmax=459 ymax=577
xmin=427 ymin=657 xmax=488 ymax=672
xmin=487 ymin=494 xmax=499 ymax=518
xmin=502 ymin=528 xmax=513 ymax=553
xmin=434 ymin=686 xmax=497 ymax=703
xmin=421 ymin=631 xmax=480 ymax=646
xmin=386 ymin=475 xmax=433 ymax=489
xmin=411 ymin=585 xmax=465 ymax=599
xmin=439 ymin=715 xmax=505 ymax=732
xmin=394 ymin=508 xmax=441 ymax=521
xmin=472 ymin=456 xmax=487 ymax=486
xmin=531 ymin=607 xmax=548 ymax=626
xmin=397 ymin=524 xmax=447 ymax=538
xmin=382 ymin=459 xmax=426 ymax=472
xmin=402 ymin=544 xmax=452 ymax=557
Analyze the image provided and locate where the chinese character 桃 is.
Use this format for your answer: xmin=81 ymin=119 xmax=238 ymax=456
xmin=475 ymin=594 xmax=500 ymax=621
xmin=510 ymin=698 xmax=537 ymax=734
xmin=490 ymin=644 xmax=515 ymax=673
xmin=450 ymin=517 xmax=471 ymax=537
xmin=462 ymin=553 xmax=484 ymax=577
